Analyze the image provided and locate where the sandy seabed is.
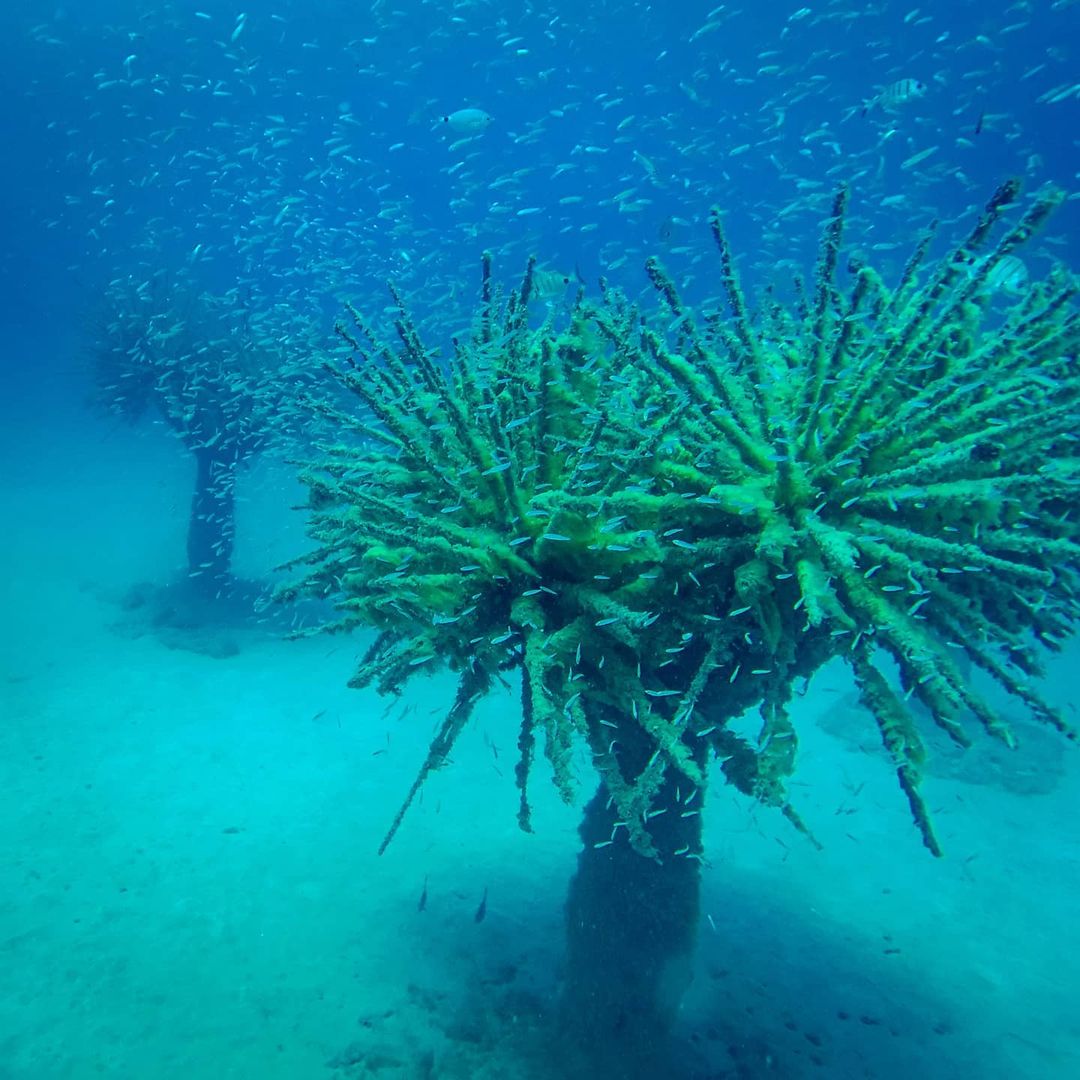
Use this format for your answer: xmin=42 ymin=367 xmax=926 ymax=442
xmin=2 ymin=411 xmax=1078 ymax=1080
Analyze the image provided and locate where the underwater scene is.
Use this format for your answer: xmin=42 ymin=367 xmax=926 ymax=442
xmin=2 ymin=0 xmax=1079 ymax=1077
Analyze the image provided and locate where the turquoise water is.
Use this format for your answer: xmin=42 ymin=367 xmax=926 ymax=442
xmin=2 ymin=2 xmax=1078 ymax=1078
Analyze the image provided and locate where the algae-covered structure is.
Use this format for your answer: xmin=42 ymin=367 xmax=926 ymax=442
xmin=93 ymin=269 xmax=306 ymax=594
xmin=282 ymin=180 xmax=1078 ymax=1073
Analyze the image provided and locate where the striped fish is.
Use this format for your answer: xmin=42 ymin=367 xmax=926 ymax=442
xmin=862 ymin=78 xmax=928 ymax=116
xmin=983 ymin=255 xmax=1028 ymax=296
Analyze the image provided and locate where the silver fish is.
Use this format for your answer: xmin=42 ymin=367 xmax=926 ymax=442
xmin=531 ymin=268 xmax=573 ymax=301
xmin=441 ymin=108 xmax=494 ymax=134
xmin=862 ymin=78 xmax=928 ymax=116
xmin=983 ymin=254 xmax=1028 ymax=296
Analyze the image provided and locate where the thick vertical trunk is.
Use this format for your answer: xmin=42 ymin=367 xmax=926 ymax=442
xmin=187 ymin=448 xmax=237 ymax=591
xmin=560 ymin=714 xmax=705 ymax=1078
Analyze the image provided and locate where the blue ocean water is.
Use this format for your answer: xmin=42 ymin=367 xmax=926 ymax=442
xmin=1 ymin=1 xmax=1078 ymax=1078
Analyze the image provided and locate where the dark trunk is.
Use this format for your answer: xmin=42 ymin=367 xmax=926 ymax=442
xmin=187 ymin=448 xmax=238 ymax=592
xmin=560 ymin=713 xmax=705 ymax=1078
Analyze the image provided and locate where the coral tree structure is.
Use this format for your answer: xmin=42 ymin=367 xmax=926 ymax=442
xmin=94 ymin=269 xmax=303 ymax=590
xmin=284 ymin=180 xmax=1078 ymax=862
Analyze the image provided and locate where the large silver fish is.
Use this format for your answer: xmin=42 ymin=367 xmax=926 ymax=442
xmin=441 ymin=108 xmax=494 ymax=134
xmin=862 ymin=78 xmax=928 ymax=116
xmin=983 ymin=254 xmax=1028 ymax=296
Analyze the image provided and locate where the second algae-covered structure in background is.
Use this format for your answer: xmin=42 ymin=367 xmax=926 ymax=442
xmin=281 ymin=179 xmax=1078 ymax=1076
xmin=93 ymin=269 xmax=314 ymax=597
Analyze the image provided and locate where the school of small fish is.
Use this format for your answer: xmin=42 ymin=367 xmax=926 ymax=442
xmin=22 ymin=1 xmax=1078 ymax=380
